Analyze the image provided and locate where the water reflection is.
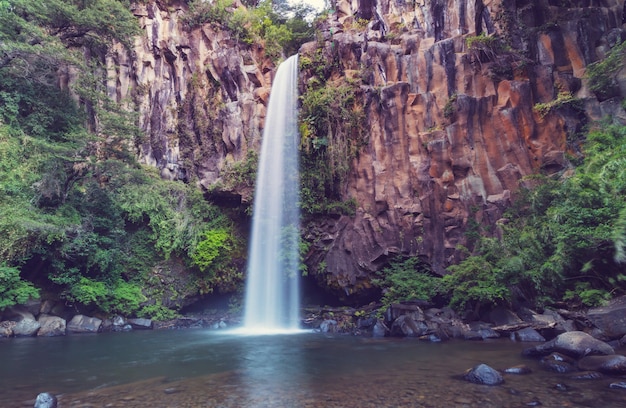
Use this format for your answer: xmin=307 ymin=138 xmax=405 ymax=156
xmin=2 ymin=331 xmax=626 ymax=407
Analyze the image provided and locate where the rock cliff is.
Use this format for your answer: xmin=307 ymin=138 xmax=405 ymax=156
xmin=105 ymin=0 xmax=625 ymax=302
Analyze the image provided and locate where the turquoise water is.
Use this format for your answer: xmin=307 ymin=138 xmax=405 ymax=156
xmin=2 ymin=330 xmax=626 ymax=407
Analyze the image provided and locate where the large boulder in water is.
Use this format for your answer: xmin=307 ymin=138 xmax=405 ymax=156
xmin=13 ymin=318 xmax=40 ymax=337
xmin=578 ymin=354 xmax=626 ymax=375
xmin=463 ymin=364 xmax=504 ymax=385
xmin=67 ymin=315 xmax=102 ymax=333
xmin=588 ymin=296 xmax=626 ymax=339
xmin=37 ymin=315 xmax=66 ymax=337
xmin=523 ymin=331 xmax=614 ymax=358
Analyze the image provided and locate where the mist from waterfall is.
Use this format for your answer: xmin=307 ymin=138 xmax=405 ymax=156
xmin=242 ymin=55 xmax=301 ymax=334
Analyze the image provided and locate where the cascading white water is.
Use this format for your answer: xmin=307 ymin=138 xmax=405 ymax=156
xmin=242 ymin=55 xmax=301 ymax=334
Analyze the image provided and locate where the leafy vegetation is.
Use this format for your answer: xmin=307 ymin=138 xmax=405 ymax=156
xmin=298 ymin=43 xmax=367 ymax=216
xmin=585 ymin=40 xmax=626 ymax=100
xmin=533 ymin=91 xmax=583 ymax=118
xmin=372 ymin=258 xmax=443 ymax=309
xmin=0 ymin=0 xmax=244 ymax=319
xmin=182 ymin=0 xmax=315 ymax=60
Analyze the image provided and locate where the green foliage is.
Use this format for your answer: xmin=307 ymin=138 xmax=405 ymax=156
xmin=191 ymin=228 xmax=232 ymax=272
xmin=533 ymin=91 xmax=583 ymax=118
xmin=0 ymin=265 xmax=40 ymax=309
xmin=299 ymin=71 xmax=366 ymax=215
xmin=445 ymin=120 xmax=626 ymax=310
xmin=373 ymin=257 xmax=443 ymax=309
xmin=138 ymin=303 xmax=180 ymax=321
xmin=586 ymin=41 xmax=626 ymax=100
xmin=442 ymin=243 xmax=510 ymax=310
xmin=182 ymin=0 xmax=315 ymax=60
xmin=0 ymin=0 xmax=244 ymax=318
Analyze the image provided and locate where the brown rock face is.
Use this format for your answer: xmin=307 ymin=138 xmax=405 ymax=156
xmin=105 ymin=1 xmax=273 ymax=204
xmin=300 ymin=0 xmax=625 ymax=299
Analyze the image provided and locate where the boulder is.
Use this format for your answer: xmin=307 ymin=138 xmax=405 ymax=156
xmin=488 ymin=307 xmax=522 ymax=326
xmin=37 ymin=315 xmax=66 ymax=337
xmin=390 ymin=315 xmax=428 ymax=337
xmin=463 ymin=364 xmax=504 ymax=385
xmin=372 ymin=319 xmax=387 ymax=337
xmin=128 ymin=318 xmax=152 ymax=330
xmin=513 ymin=327 xmax=545 ymax=342
xmin=67 ymin=315 xmax=102 ymax=334
xmin=522 ymin=331 xmax=614 ymax=358
xmin=588 ymin=296 xmax=626 ymax=339
xmin=320 ymin=319 xmax=337 ymax=333
xmin=541 ymin=354 xmax=577 ymax=373
xmin=0 ymin=320 xmax=15 ymax=337
xmin=34 ymin=392 xmax=57 ymax=408
xmin=12 ymin=318 xmax=41 ymax=337
xmin=578 ymin=354 xmax=626 ymax=375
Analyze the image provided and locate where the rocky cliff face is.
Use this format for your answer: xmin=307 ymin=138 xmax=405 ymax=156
xmin=299 ymin=0 xmax=626 ymax=301
xmin=105 ymin=0 xmax=274 ymax=204
xmin=106 ymin=0 xmax=625 ymax=302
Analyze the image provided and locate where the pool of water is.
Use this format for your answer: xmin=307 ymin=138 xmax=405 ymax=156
xmin=2 ymin=330 xmax=626 ymax=407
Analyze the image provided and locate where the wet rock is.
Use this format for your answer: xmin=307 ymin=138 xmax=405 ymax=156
xmin=578 ymin=354 xmax=626 ymax=375
xmin=372 ymin=320 xmax=387 ymax=337
xmin=522 ymin=331 xmax=614 ymax=358
xmin=390 ymin=315 xmax=428 ymax=337
xmin=541 ymin=356 xmax=577 ymax=374
xmin=463 ymin=364 xmax=504 ymax=386
xmin=587 ymin=296 xmax=626 ymax=339
xmin=320 ymin=319 xmax=337 ymax=333
xmin=488 ymin=307 xmax=523 ymax=326
xmin=0 ymin=321 xmax=15 ymax=337
xmin=37 ymin=315 xmax=66 ymax=337
xmin=34 ymin=392 xmax=57 ymax=408
xmin=67 ymin=315 xmax=102 ymax=334
xmin=569 ymin=371 xmax=604 ymax=380
xmin=554 ymin=383 xmax=569 ymax=391
xmin=504 ymin=365 xmax=532 ymax=375
xmin=513 ymin=327 xmax=546 ymax=342
xmin=13 ymin=318 xmax=41 ymax=337
xmin=128 ymin=318 xmax=153 ymax=330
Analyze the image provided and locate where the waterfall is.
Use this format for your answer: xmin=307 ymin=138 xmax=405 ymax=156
xmin=242 ymin=55 xmax=301 ymax=333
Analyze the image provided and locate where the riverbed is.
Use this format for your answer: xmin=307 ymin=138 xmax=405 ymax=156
xmin=2 ymin=329 xmax=626 ymax=407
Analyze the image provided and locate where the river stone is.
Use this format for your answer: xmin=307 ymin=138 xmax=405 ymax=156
xmin=320 ymin=319 xmax=337 ymax=333
xmin=578 ymin=354 xmax=626 ymax=374
xmin=587 ymin=296 xmax=626 ymax=339
xmin=390 ymin=315 xmax=428 ymax=337
xmin=34 ymin=392 xmax=57 ymax=408
xmin=372 ymin=320 xmax=387 ymax=337
xmin=569 ymin=371 xmax=604 ymax=380
xmin=37 ymin=315 xmax=66 ymax=337
xmin=463 ymin=364 xmax=504 ymax=385
xmin=513 ymin=327 xmax=546 ymax=342
xmin=504 ymin=364 xmax=532 ymax=374
xmin=523 ymin=331 xmax=614 ymax=358
xmin=67 ymin=315 xmax=102 ymax=333
xmin=541 ymin=357 xmax=577 ymax=373
xmin=13 ymin=318 xmax=41 ymax=337
xmin=0 ymin=321 xmax=15 ymax=337
xmin=128 ymin=318 xmax=152 ymax=330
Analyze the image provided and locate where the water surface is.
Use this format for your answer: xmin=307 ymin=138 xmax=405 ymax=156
xmin=2 ymin=330 xmax=626 ymax=407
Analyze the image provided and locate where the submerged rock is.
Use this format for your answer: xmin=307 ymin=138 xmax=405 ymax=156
xmin=463 ymin=364 xmax=504 ymax=385
xmin=504 ymin=365 xmax=532 ymax=375
xmin=522 ymin=331 xmax=614 ymax=358
xmin=578 ymin=354 xmax=626 ymax=375
xmin=34 ymin=392 xmax=57 ymax=408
